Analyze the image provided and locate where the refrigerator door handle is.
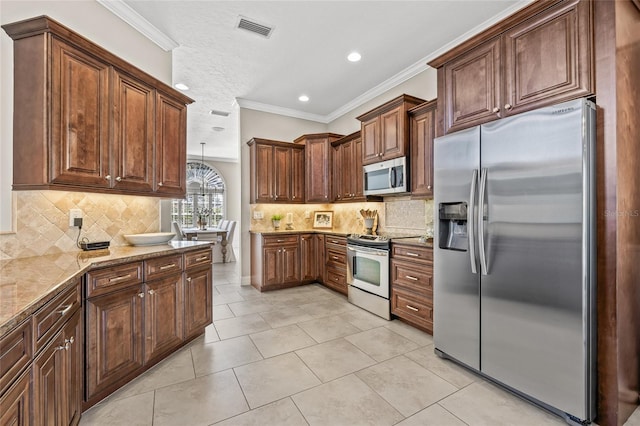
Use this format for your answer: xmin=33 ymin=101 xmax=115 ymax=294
xmin=478 ymin=168 xmax=488 ymax=275
xmin=468 ymin=169 xmax=478 ymax=274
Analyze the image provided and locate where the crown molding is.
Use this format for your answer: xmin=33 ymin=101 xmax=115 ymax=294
xmin=97 ymin=0 xmax=179 ymax=51
xmin=236 ymin=99 xmax=330 ymax=124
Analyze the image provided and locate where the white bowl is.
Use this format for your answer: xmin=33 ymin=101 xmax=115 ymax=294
xmin=123 ymin=232 xmax=175 ymax=246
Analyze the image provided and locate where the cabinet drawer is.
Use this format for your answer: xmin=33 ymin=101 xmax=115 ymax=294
xmin=33 ymin=282 xmax=81 ymax=353
xmin=325 ymin=268 xmax=347 ymax=295
xmin=391 ymin=260 xmax=433 ymax=293
xmin=86 ymin=262 xmax=144 ymax=297
xmin=391 ymin=244 xmax=432 ymax=263
xmin=326 ymin=247 xmax=346 ymax=267
xmin=0 ymin=318 xmax=32 ymax=394
xmin=325 ymin=235 xmax=346 ymax=247
xmin=263 ymin=235 xmax=299 ymax=246
xmin=145 ymin=254 xmax=183 ymax=281
xmin=391 ymin=288 xmax=433 ymax=328
xmin=184 ymin=248 xmax=212 ymax=269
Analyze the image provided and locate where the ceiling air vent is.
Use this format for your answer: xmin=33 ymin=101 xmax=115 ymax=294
xmin=236 ymin=16 xmax=274 ymax=38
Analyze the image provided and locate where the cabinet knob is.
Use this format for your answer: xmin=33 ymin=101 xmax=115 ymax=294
xmin=148 ymin=289 xmax=155 ymax=295
xmin=105 ymin=175 xmax=112 ymax=181
xmin=274 ymin=195 xmax=278 ymax=199
xmin=492 ymin=107 xmax=500 ymax=113
xmin=138 ymin=292 xmax=145 ymax=298
xmin=427 ymin=185 xmax=431 ymax=190
xmin=115 ymin=176 xmax=122 ymax=182
xmin=158 ymin=182 xmax=164 ymax=187
xmin=186 ymin=277 xmax=192 ymax=282
xmin=504 ymin=104 xmax=512 ymax=110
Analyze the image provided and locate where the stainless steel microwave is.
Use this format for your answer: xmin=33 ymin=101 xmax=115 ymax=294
xmin=363 ymin=156 xmax=407 ymax=196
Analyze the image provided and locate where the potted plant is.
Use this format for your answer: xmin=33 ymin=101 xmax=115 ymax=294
xmin=271 ymin=214 xmax=283 ymax=230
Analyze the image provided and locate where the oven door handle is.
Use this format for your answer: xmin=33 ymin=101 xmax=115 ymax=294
xmin=347 ymin=246 xmax=388 ymax=256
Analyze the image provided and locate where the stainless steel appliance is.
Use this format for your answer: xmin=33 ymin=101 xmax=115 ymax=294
xmin=347 ymin=234 xmax=391 ymax=320
xmin=363 ymin=156 xmax=407 ymax=196
xmin=434 ymin=98 xmax=596 ymax=425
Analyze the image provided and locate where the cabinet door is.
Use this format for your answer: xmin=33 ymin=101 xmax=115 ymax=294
xmin=305 ymin=139 xmax=331 ymax=202
xmin=65 ymin=309 xmax=82 ymax=426
xmin=352 ymin=136 xmax=365 ymax=200
xmin=144 ymin=275 xmax=184 ymax=363
xmin=50 ymin=38 xmax=110 ymax=188
xmin=331 ymin=144 xmax=344 ymax=201
xmin=410 ymin=104 xmax=436 ymax=197
xmin=273 ymin=146 xmax=292 ymax=202
xmin=341 ymin=141 xmax=354 ymax=199
xmin=503 ymin=0 xmax=592 ymax=116
xmin=361 ymin=117 xmax=380 ymax=165
xmin=314 ymin=234 xmax=326 ymax=282
xmin=380 ymin=105 xmax=405 ymax=160
xmin=291 ymin=148 xmax=305 ymax=203
xmin=112 ymin=70 xmax=155 ymax=192
xmin=262 ymin=247 xmax=281 ymax=287
xmin=300 ymin=234 xmax=316 ymax=281
xmin=155 ymin=92 xmax=187 ymax=196
xmin=443 ymin=37 xmax=501 ymax=134
xmin=281 ymin=244 xmax=300 ymax=283
xmin=253 ymin=144 xmax=274 ymax=202
xmin=184 ymin=267 xmax=213 ymax=339
xmin=86 ymin=286 xmax=144 ymax=401
xmin=0 ymin=369 xmax=31 ymax=426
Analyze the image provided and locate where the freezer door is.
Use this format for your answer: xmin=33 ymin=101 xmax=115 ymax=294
xmin=479 ymin=98 xmax=595 ymax=420
xmin=433 ymin=126 xmax=480 ymax=370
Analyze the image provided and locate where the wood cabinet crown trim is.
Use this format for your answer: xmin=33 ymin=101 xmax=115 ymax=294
xmin=2 ymin=15 xmax=193 ymax=105
xmin=356 ymin=94 xmax=426 ymax=121
xmin=428 ymin=0 xmax=562 ymax=68
xmin=293 ymin=133 xmax=344 ymax=144
xmin=408 ymin=99 xmax=438 ymax=116
xmin=331 ymin=130 xmax=361 ymax=146
xmin=246 ymin=138 xmax=305 ymax=149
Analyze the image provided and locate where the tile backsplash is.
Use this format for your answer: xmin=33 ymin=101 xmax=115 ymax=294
xmin=0 ymin=191 xmax=159 ymax=260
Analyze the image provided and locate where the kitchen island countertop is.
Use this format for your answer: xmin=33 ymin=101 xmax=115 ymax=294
xmin=0 ymin=241 xmax=212 ymax=336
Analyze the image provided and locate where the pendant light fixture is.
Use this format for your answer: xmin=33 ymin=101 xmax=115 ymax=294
xmin=200 ymin=142 xmax=206 ymax=196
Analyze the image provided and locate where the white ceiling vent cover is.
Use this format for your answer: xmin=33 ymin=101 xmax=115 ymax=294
xmin=236 ymin=16 xmax=274 ymax=38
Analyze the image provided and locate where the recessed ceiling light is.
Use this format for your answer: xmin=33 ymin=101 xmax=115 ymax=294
xmin=347 ymin=52 xmax=361 ymax=62
xmin=212 ymin=126 xmax=225 ymax=132
xmin=174 ymin=83 xmax=189 ymax=90
xmin=298 ymin=95 xmax=309 ymax=102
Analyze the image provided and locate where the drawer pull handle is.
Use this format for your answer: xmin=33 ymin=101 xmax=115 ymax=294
xmin=148 ymin=289 xmax=156 ymax=295
xmin=405 ymin=252 xmax=420 ymax=257
xmin=332 ymin=256 xmax=339 ymax=260
xmin=57 ymin=304 xmax=74 ymax=315
xmin=331 ymin=240 xmax=339 ymax=244
xmin=109 ymin=274 xmax=133 ymax=283
xmin=277 ymin=239 xmax=284 ymax=242
xmin=195 ymin=256 xmax=209 ymax=261
xmin=406 ymin=275 xmax=418 ymax=281
xmin=160 ymin=263 xmax=176 ymax=270
xmin=406 ymin=305 xmax=419 ymax=312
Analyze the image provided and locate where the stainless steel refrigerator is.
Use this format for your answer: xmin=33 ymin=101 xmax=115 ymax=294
xmin=433 ymin=98 xmax=596 ymax=424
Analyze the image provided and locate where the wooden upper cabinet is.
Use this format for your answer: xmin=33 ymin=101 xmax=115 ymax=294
xmin=112 ymin=70 xmax=155 ymax=193
xmin=50 ymin=38 xmax=111 ymax=188
xmin=331 ymin=131 xmax=367 ymax=202
xmin=430 ymin=0 xmax=593 ymax=135
xmin=357 ymin=95 xmax=425 ymax=166
xmin=294 ymin=133 xmax=343 ymax=203
xmin=2 ymin=15 xmax=193 ymax=196
xmin=155 ymin=92 xmax=188 ymax=196
xmin=409 ymin=100 xmax=437 ymax=198
xmin=247 ymin=138 xmax=304 ymax=204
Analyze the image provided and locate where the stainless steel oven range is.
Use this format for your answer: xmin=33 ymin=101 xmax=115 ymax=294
xmin=346 ymin=234 xmax=391 ymax=320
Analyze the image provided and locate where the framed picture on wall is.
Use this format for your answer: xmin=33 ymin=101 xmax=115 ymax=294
xmin=313 ymin=211 xmax=333 ymax=229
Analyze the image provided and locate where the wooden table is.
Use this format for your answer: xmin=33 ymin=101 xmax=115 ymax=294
xmin=183 ymin=228 xmax=228 ymax=263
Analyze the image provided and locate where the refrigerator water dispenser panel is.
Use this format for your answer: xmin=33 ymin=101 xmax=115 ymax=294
xmin=439 ymin=202 xmax=468 ymax=251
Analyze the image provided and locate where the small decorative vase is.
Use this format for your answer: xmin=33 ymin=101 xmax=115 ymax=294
xmin=198 ymin=218 xmax=207 ymax=230
xmin=272 ymin=219 xmax=281 ymax=230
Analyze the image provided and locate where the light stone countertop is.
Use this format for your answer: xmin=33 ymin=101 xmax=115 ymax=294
xmin=0 ymin=241 xmax=212 ymax=336
xmin=390 ymin=237 xmax=434 ymax=248
xmin=249 ymin=229 xmax=350 ymax=237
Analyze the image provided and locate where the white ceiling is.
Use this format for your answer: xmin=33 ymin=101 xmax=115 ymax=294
xmin=100 ymin=1 xmax=531 ymax=161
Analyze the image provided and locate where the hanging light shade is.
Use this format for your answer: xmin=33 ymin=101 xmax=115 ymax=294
xmin=200 ymin=142 xmax=206 ymax=196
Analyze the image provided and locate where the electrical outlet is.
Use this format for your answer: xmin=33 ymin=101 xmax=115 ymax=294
xmin=304 ymin=211 xmax=311 ymax=219
xmin=253 ymin=211 xmax=263 ymax=220
xmin=69 ymin=209 xmax=83 ymax=227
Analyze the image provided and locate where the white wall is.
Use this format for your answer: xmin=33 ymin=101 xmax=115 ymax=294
xmin=0 ymin=1 xmax=172 ymax=233
xmin=239 ymin=109 xmax=328 ymax=282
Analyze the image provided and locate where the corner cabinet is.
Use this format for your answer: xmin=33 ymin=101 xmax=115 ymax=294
xmin=248 ymin=138 xmax=305 ymax=204
xmin=294 ymin=133 xmax=343 ymax=203
xmin=2 ymin=15 xmax=193 ymax=197
xmin=332 ymin=131 xmax=368 ymax=203
xmin=430 ymin=0 xmax=593 ymax=135
xmin=356 ymin=95 xmax=425 ymax=166
xmin=409 ymin=100 xmax=437 ymax=198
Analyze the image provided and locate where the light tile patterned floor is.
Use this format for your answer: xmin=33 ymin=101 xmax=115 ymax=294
xmin=80 ymin=262 xmax=639 ymax=426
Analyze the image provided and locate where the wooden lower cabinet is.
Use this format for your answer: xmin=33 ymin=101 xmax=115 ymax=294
xmin=0 ymin=369 xmax=31 ymax=426
xmin=324 ymin=235 xmax=348 ymax=295
xmin=144 ymin=275 xmax=184 ymax=363
xmin=299 ymin=234 xmax=316 ymax=282
xmin=85 ymin=286 xmax=144 ymax=403
xmin=184 ymin=266 xmax=213 ymax=340
xmin=250 ymin=233 xmax=300 ymax=291
xmin=390 ymin=243 xmax=434 ymax=334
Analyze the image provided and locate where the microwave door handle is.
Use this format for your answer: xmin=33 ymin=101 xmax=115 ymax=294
xmin=389 ymin=167 xmax=396 ymax=188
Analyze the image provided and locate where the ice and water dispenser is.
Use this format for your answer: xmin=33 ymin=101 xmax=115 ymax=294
xmin=439 ymin=202 xmax=468 ymax=251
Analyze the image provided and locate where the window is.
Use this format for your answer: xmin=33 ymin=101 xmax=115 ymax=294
xmin=171 ymin=162 xmax=225 ymax=228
